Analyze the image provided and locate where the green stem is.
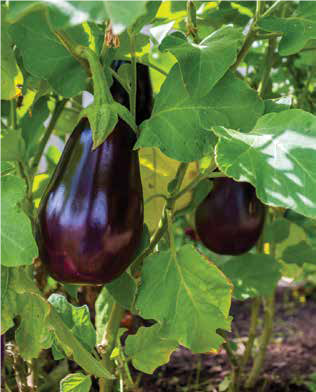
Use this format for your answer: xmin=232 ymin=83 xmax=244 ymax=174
xmin=261 ymin=0 xmax=284 ymax=18
xmin=217 ymin=331 xmax=239 ymax=392
xmin=10 ymin=99 xmax=17 ymax=129
xmin=129 ymin=32 xmax=137 ymax=121
xmin=145 ymin=193 xmax=168 ymax=205
xmin=99 ymin=303 xmax=124 ymax=392
xmin=30 ymin=99 xmax=67 ymax=178
xmin=166 ymin=209 xmax=176 ymax=260
xmin=187 ymin=0 xmax=200 ymax=43
xmin=245 ymin=294 xmax=275 ymax=388
xmin=258 ymin=38 xmax=277 ymax=98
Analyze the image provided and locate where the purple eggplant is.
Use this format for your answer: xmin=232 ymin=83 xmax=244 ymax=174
xmin=0 ymin=335 xmax=5 ymax=388
xmin=195 ymin=177 xmax=265 ymax=255
xmin=36 ymin=118 xmax=143 ymax=284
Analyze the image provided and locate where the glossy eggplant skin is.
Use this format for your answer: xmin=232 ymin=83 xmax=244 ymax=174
xmin=111 ymin=62 xmax=153 ymax=125
xmin=195 ymin=177 xmax=265 ymax=255
xmin=36 ymin=118 xmax=144 ymax=285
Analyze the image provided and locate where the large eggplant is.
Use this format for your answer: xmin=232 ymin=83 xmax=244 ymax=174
xmin=0 ymin=335 xmax=5 ymax=389
xmin=36 ymin=118 xmax=144 ymax=284
xmin=195 ymin=177 xmax=265 ymax=255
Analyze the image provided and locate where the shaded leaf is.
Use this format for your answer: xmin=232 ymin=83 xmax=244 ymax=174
xmin=60 ymin=373 xmax=91 ymax=392
xmin=282 ymin=241 xmax=316 ymax=266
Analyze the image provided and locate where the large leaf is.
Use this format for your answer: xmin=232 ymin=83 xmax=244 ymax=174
xmin=125 ymin=324 xmax=178 ymax=374
xmin=1 ymin=176 xmax=38 ymax=266
xmin=258 ymin=2 xmax=316 ymax=56
xmin=10 ymin=11 xmax=88 ymax=97
xmin=6 ymin=1 xmax=149 ymax=34
xmin=160 ymin=26 xmax=243 ymax=97
xmin=221 ymin=254 xmax=282 ymax=300
xmin=136 ymin=245 xmax=232 ymax=353
xmin=1 ymin=7 xmax=18 ymax=100
xmin=60 ymin=373 xmax=92 ymax=392
xmin=282 ymin=241 xmax=316 ymax=266
xmin=136 ymin=64 xmax=263 ymax=162
xmin=95 ymin=287 xmax=115 ymax=344
xmin=214 ymin=109 xmax=316 ymax=219
xmin=106 ymin=272 xmax=137 ymax=311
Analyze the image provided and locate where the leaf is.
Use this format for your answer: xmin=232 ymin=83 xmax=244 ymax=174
xmin=125 ymin=324 xmax=178 ymax=374
xmin=48 ymin=294 xmax=96 ymax=355
xmin=136 ymin=65 xmax=263 ymax=162
xmin=263 ymin=218 xmax=291 ymax=244
xmin=132 ymin=1 xmax=162 ymax=33
xmin=258 ymin=2 xmax=316 ymax=56
xmin=1 ymin=176 xmax=38 ymax=266
xmin=106 ymin=272 xmax=137 ymax=311
xmin=221 ymin=254 xmax=282 ymax=300
xmin=214 ymin=109 xmax=316 ymax=219
xmin=264 ymin=97 xmax=292 ymax=114
xmin=1 ymin=7 xmax=18 ymax=100
xmin=136 ymin=245 xmax=232 ymax=353
xmin=95 ymin=288 xmax=115 ymax=345
xmin=55 ymin=108 xmax=80 ymax=136
xmin=84 ymin=103 xmax=118 ymax=149
xmin=6 ymin=1 xmax=149 ymax=33
xmin=284 ymin=210 xmax=316 ymax=247
xmin=10 ymin=10 xmax=88 ymax=97
xmin=1 ymin=129 xmax=25 ymax=162
xmin=160 ymin=26 xmax=243 ymax=97
xmin=60 ymin=373 xmax=92 ymax=392
xmin=111 ymin=102 xmax=137 ymax=133
xmin=282 ymin=241 xmax=316 ymax=266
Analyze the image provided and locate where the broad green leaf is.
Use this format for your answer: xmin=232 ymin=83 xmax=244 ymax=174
xmin=284 ymin=210 xmax=316 ymax=247
xmin=6 ymin=1 xmax=149 ymax=34
xmin=60 ymin=373 xmax=92 ymax=392
xmin=132 ymin=1 xmax=162 ymax=33
xmin=214 ymin=109 xmax=316 ymax=219
xmin=136 ymin=245 xmax=232 ymax=353
xmin=125 ymin=324 xmax=178 ymax=374
xmin=263 ymin=218 xmax=291 ymax=244
xmin=106 ymin=272 xmax=137 ymax=311
xmin=48 ymin=294 xmax=96 ymax=354
xmin=160 ymin=26 xmax=243 ymax=97
xmin=10 ymin=11 xmax=88 ymax=97
xmin=264 ymin=97 xmax=292 ymax=114
xmin=55 ymin=108 xmax=80 ymax=136
xmin=1 ymin=129 xmax=25 ymax=162
xmin=136 ymin=65 xmax=263 ymax=162
xmin=1 ymin=176 xmax=38 ymax=266
xmin=221 ymin=254 xmax=281 ymax=300
xmin=111 ymin=102 xmax=137 ymax=133
xmin=282 ymin=241 xmax=316 ymax=266
xmin=258 ymin=2 xmax=316 ymax=56
xmin=1 ymin=7 xmax=18 ymax=100
xmin=95 ymin=287 xmax=115 ymax=344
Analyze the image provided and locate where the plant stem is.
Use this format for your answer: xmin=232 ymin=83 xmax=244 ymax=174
xmin=261 ymin=0 xmax=284 ymax=18
xmin=129 ymin=32 xmax=137 ymax=121
xmin=135 ymin=59 xmax=168 ymax=76
xmin=258 ymin=37 xmax=277 ymax=98
xmin=245 ymin=293 xmax=275 ymax=388
xmin=30 ymin=99 xmax=67 ymax=179
xmin=218 ymin=331 xmax=239 ymax=392
xmin=240 ymin=297 xmax=261 ymax=370
xmin=10 ymin=99 xmax=17 ymax=129
xmin=99 ymin=303 xmax=124 ymax=392
xmin=186 ymin=0 xmax=200 ymax=43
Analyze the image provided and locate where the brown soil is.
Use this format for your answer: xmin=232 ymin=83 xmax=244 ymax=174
xmin=135 ymin=286 xmax=316 ymax=392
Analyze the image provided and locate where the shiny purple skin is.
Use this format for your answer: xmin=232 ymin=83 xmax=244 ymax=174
xmin=36 ymin=118 xmax=144 ymax=285
xmin=195 ymin=177 xmax=265 ymax=255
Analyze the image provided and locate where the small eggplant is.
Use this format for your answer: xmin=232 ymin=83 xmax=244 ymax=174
xmin=36 ymin=118 xmax=143 ymax=284
xmin=195 ymin=177 xmax=265 ymax=255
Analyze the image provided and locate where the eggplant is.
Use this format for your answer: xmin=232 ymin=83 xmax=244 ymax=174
xmin=195 ymin=177 xmax=265 ymax=255
xmin=0 ymin=335 xmax=5 ymax=388
xmin=36 ymin=118 xmax=144 ymax=284
xmin=111 ymin=62 xmax=153 ymax=125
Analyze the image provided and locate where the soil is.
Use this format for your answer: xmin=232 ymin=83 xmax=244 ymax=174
xmin=135 ymin=285 xmax=316 ymax=392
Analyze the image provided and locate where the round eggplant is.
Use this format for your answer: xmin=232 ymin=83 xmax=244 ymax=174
xmin=36 ymin=118 xmax=144 ymax=284
xmin=195 ymin=177 xmax=265 ymax=255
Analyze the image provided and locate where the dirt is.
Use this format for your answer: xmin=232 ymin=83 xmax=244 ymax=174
xmin=135 ymin=286 xmax=316 ymax=392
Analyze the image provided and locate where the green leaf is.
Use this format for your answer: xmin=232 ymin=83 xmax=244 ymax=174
xmin=10 ymin=10 xmax=88 ymax=97
xmin=132 ymin=1 xmax=162 ymax=33
xmin=160 ymin=26 xmax=243 ymax=97
xmin=55 ymin=108 xmax=80 ymax=136
xmin=258 ymin=2 xmax=316 ymax=56
xmin=60 ymin=373 xmax=92 ymax=392
xmin=282 ymin=241 xmax=316 ymax=266
xmin=1 ymin=129 xmax=25 ymax=162
xmin=111 ymin=102 xmax=137 ymax=133
xmin=221 ymin=254 xmax=281 ymax=300
xmin=1 ymin=7 xmax=18 ymax=100
xmin=95 ymin=287 xmax=115 ymax=344
xmin=263 ymin=218 xmax=291 ymax=244
xmin=284 ymin=210 xmax=316 ymax=247
xmin=136 ymin=244 xmax=232 ymax=353
xmin=214 ymin=109 xmax=316 ymax=219
xmin=126 ymin=324 xmax=178 ymax=374
xmin=8 ymin=1 xmax=149 ymax=34
xmin=106 ymin=272 xmax=137 ymax=311
xmin=136 ymin=65 xmax=263 ymax=162
xmin=84 ymin=103 xmax=118 ymax=148
xmin=48 ymin=294 xmax=96 ymax=354
xmin=1 ymin=176 xmax=38 ymax=266
xmin=264 ymin=97 xmax=292 ymax=114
